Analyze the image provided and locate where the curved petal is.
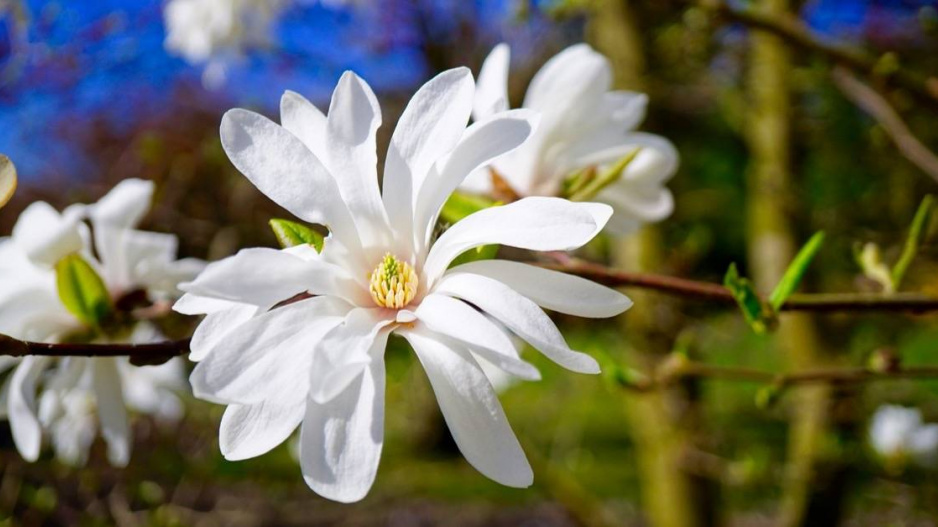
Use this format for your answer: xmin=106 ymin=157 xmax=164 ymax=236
xmin=188 ymin=303 xmax=259 ymax=362
xmin=433 ymin=273 xmax=601 ymax=374
xmin=414 ymin=109 xmax=538 ymax=255
xmin=383 ymin=67 xmax=474 ymax=255
xmin=401 ymin=328 xmax=532 ymax=488
xmin=300 ymin=350 xmax=385 ymax=503
xmin=180 ymin=247 xmax=367 ymax=309
xmin=414 ymin=295 xmax=540 ymax=381
xmin=92 ymin=357 xmax=131 ymax=467
xmin=219 ymin=108 xmax=361 ymax=250
xmin=473 ymin=43 xmax=510 ymax=121
xmin=12 ymin=202 xmax=84 ymax=267
xmin=280 ymin=90 xmax=329 ymax=161
xmin=173 ymin=293 xmax=243 ymax=315
xmin=309 ymin=308 xmax=392 ymax=404
xmin=603 ymin=91 xmax=648 ymax=131
xmin=565 ymin=132 xmax=678 ymax=187
xmin=88 ymin=178 xmax=154 ymax=230
xmin=447 ymin=260 xmax=631 ymax=318
xmin=423 ymin=197 xmax=611 ymax=285
xmin=9 ymin=356 xmax=51 ymax=462
xmin=220 ymin=400 xmax=304 ymax=461
xmin=190 ymin=296 xmax=351 ymax=405
xmin=325 ymin=71 xmax=391 ymax=248
xmin=522 ymin=43 xmax=611 ymax=122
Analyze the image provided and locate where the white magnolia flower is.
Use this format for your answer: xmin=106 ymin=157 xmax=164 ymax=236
xmin=870 ymin=405 xmax=938 ymax=467
xmin=462 ymin=43 xmax=679 ymax=235
xmin=163 ymin=0 xmax=287 ymax=88
xmin=177 ymin=67 xmax=632 ymax=502
xmin=0 ymin=179 xmax=201 ymax=466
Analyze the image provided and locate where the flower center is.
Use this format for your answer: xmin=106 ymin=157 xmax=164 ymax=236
xmin=369 ymin=253 xmax=418 ymax=309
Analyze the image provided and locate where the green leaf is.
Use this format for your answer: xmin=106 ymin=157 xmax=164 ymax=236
xmin=439 ymin=192 xmax=498 ymax=224
xmin=891 ymin=194 xmax=934 ymax=290
xmin=724 ymin=263 xmax=775 ymax=334
xmin=448 ymin=244 xmax=499 ymax=269
xmin=768 ymin=231 xmax=825 ymax=310
xmin=567 ymin=149 xmax=640 ymax=202
xmin=269 ymin=218 xmax=324 ymax=252
xmin=55 ymin=253 xmax=112 ymax=327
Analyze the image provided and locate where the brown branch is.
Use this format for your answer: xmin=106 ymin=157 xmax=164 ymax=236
xmin=697 ymin=0 xmax=938 ymax=107
xmin=832 ymin=67 xmax=938 ymax=183
xmin=621 ymin=360 xmax=938 ymax=391
xmin=0 ymin=333 xmax=189 ymax=366
xmin=3 ymin=258 xmax=938 ymax=363
xmin=536 ymin=258 xmax=938 ymax=313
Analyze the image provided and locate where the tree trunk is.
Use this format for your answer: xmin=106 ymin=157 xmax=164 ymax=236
xmin=744 ymin=1 xmax=847 ymax=524
xmin=590 ymin=2 xmax=718 ymax=526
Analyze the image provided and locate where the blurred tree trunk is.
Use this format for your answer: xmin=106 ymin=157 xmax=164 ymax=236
xmin=589 ymin=2 xmax=718 ymax=526
xmin=744 ymin=1 xmax=847 ymax=525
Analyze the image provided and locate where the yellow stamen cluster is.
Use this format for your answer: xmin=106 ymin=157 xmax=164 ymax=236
xmin=369 ymin=253 xmax=418 ymax=309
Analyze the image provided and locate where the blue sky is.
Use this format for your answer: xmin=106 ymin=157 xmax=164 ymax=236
xmin=0 ymin=0 xmax=932 ymax=181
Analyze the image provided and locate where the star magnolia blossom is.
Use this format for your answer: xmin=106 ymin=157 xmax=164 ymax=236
xmin=869 ymin=405 xmax=938 ymax=466
xmin=163 ymin=0 xmax=287 ymax=87
xmin=176 ymin=67 xmax=632 ymax=502
xmin=461 ymin=43 xmax=679 ymax=235
xmin=0 ymin=179 xmax=201 ymax=466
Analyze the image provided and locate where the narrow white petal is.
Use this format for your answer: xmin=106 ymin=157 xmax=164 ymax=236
xmin=173 ymin=293 xmax=244 ymax=315
xmin=190 ymin=297 xmax=350 ymax=405
xmin=383 ymin=67 xmax=474 ymax=255
xmin=188 ymin=303 xmax=258 ymax=362
xmin=181 ymin=247 xmax=367 ymax=309
xmin=414 ymin=109 xmax=538 ymax=254
xmin=447 ymin=260 xmax=631 ymax=317
xmin=219 ymin=108 xmax=361 ymax=249
xmin=220 ymin=401 xmax=304 ymax=461
xmin=434 ymin=273 xmax=601 ymax=374
xmin=522 ymin=43 xmax=611 ymax=120
xmin=280 ymin=90 xmax=329 ymax=160
xmin=401 ymin=328 xmax=532 ymax=488
xmin=300 ymin=352 xmax=385 ymax=503
xmin=12 ymin=202 xmax=84 ymax=267
xmin=570 ymin=132 xmax=679 ymax=187
xmin=89 ymin=178 xmax=154 ymax=229
xmin=473 ymin=44 xmax=511 ymax=121
xmin=309 ymin=308 xmax=392 ymax=404
xmin=423 ymin=197 xmax=611 ymax=284
xmin=414 ymin=295 xmax=540 ymax=380
xmin=9 ymin=356 xmax=50 ymax=462
xmin=92 ymin=358 xmax=131 ymax=467
xmin=325 ymin=71 xmax=391 ymax=247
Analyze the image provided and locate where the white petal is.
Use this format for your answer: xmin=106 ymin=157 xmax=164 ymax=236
xmin=300 ymin=352 xmax=385 ymax=503
xmin=414 ymin=295 xmax=540 ymax=380
xmin=401 ymin=327 xmax=532 ymax=488
xmin=173 ymin=293 xmax=244 ymax=315
xmin=473 ymin=44 xmax=510 ymax=121
xmin=190 ymin=296 xmax=350 ymax=405
xmin=92 ymin=357 xmax=131 ymax=467
xmin=414 ymin=109 xmax=538 ymax=254
xmin=220 ymin=401 xmax=304 ymax=461
xmin=522 ymin=43 xmax=611 ymax=122
xmin=280 ymin=90 xmax=329 ymax=160
xmin=434 ymin=272 xmax=601 ymax=374
xmin=423 ymin=197 xmax=611 ymax=284
xmin=603 ymin=91 xmax=648 ymax=131
xmin=219 ymin=108 xmax=361 ymax=249
xmin=9 ymin=356 xmax=50 ymax=462
xmin=383 ymin=67 xmax=474 ymax=255
xmin=325 ymin=71 xmax=391 ymax=248
xmin=447 ymin=259 xmax=631 ymax=317
xmin=188 ymin=303 xmax=258 ymax=362
xmin=12 ymin=202 xmax=84 ymax=267
xmin=309 ymin=308 xmax=392 ymax=404
xmin=181 ymin=247 xmax=367 ymax=309
xmin=89 ymin=178 xmax=154 ymax=229
xmin=572 ymin=132 xmax=679 ymax=187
